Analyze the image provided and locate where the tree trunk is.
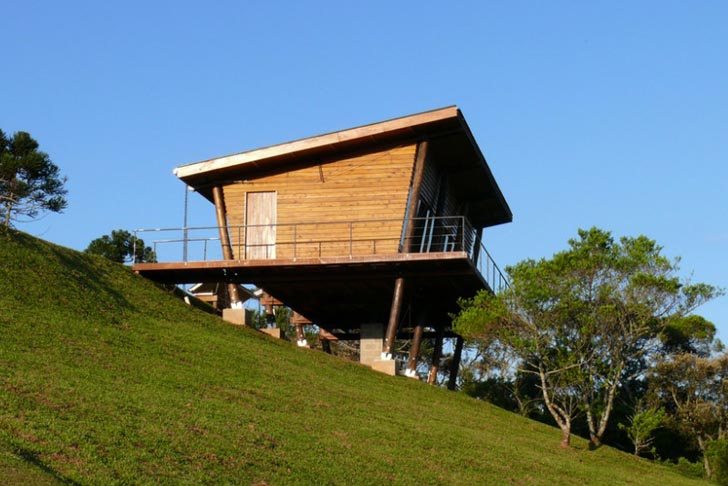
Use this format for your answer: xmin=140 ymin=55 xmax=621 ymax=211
xmin=560 ymin=426 xmax=571 ymax=448
xmin=585 ymin=369 xmax=621 ymax=449
xmin=539 ymin=368 xmax=573 ymax=448
xmin=3 ymin=202 xmax=11 ymax=228
xmin=697 ymin=435 xmax=712 ymax=479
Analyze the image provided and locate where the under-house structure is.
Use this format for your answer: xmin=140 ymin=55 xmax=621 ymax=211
xmin=133 ymin=106 xmax=511 ymax=382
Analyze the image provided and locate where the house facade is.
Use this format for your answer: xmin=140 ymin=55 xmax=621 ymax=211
xmin=134 ymin=106 xmax=511 ymax=381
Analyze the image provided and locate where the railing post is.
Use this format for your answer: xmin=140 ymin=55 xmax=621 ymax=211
xmin=293 ymin=224 xmax=297 ymax=260
xmin=349 ymin=222 xmax=353 ymax=257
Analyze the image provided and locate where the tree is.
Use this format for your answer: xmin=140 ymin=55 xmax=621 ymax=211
xmin=85 ymin=229 xmax=156 ymax=263
xmin=454 ymin=228 xmax=720 ymax=448
xmin=0 ymin=130 xmax=67 ymax=228
xmin=619 ymin=404 xmax=665 ymax=456
xmin=648 ymin=353 xmax=728 ymax=479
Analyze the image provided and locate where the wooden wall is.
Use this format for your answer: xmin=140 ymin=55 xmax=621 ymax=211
xmin=221 ymin=144 xmax=417 ymax=259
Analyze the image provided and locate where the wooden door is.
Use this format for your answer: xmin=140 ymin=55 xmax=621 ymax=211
xmin=245 ymin=191 xmax=277 ymax=259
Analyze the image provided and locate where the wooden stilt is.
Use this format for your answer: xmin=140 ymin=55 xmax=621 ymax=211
xmin=382 ymin=277 xmax=405 ymax=359
xmin=318 ymin=328 xmax=335 ymax=354
xmin=447 ymin=335 xmax=464 ymax=390
xmin=212 ymin=186 xmax=242 ymax=306
xmin=405 ymin=322 xmax=424 ymax=378
xmin=428 ymin=325 xmax=444 ymax=385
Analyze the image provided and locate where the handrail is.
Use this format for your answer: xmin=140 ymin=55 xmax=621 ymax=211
xmin=134 ymin=215 xmax=509 ymax=293
xmin=475 ymin=241 xmax=510 ymax=293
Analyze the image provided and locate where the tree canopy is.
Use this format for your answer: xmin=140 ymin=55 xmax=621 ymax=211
xmin=0 ymin=130 xmax=67 ymax=228
xmin=85 ymin=229 xmax=156 ymax=264
xmin=453 ymin=227 xmax=721 ymax=449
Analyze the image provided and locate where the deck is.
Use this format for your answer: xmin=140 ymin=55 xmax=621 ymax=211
xmin=131 ymin=217 xmax=508 ymax=332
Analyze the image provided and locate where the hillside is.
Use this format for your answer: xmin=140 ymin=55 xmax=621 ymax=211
xmin=0 ymin=231 xmax=703 ymax=484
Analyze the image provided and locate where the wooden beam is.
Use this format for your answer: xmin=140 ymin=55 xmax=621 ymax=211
xmin=382 ymin=277 xmax=405 ymax=358
xmin=405 ymin=322 xmax=424 ymax=378
xmin=401 ymin=140 xmax=428 ymax=252
xmin=447 ymin=335 xmax=464 ymax=390
xmin=472 ymin=228 xmax=483 ymax=265
xmin=318 ymin=328 xmax=339 ymax=341
xmin=324 ymin=330 xmax=457 ymax=341
xmin=428 ymin=325 xmax=445 ymax=385
xmin=212 ymin=186 xmax=242 ymax=306
xmin=291 ymin=311 xmax=312 ymax=325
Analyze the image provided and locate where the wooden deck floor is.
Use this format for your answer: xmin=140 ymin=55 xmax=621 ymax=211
xmin=133 ymin=252 xmax=487 ymax=331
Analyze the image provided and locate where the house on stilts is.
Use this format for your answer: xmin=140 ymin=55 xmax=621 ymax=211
xmin=133 ymin=106 xmax=511 ymax=384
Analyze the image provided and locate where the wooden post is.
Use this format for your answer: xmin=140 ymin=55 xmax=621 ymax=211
xmin=405 ymin=322 xmax=424 ymax=378
xmin=427 ymin=325 xmax=444 ymax=385
xmin=294 ymin=323 xmax=308 ymax=347
xmin=382 ymin=277 xmax=405 ymax=359
xmin=447 ymin=335 xmax=464 ymax=390
xmin=472 ymin=228 xmax=483 ymax=264
xmin=212 ymin=186 xmax=242 ymax=306
xmin=401 ymin=140 xmax=428 ymax=252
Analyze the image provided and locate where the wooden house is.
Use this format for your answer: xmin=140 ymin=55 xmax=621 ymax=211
xmin=134 ymin=106 xmax=512 ymax=381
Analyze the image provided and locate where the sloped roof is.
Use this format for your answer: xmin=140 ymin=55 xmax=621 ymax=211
xmin=175 ymin=106 xmax=512 ymax=227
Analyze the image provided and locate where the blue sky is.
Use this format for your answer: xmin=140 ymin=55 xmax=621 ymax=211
xmin=2 ymin=1 xmax=727 ymax=339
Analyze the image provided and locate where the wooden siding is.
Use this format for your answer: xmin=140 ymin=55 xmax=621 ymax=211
xmin=222 ymin=144 xmax=417 ymax=259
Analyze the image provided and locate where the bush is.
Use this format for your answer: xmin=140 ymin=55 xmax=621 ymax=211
xmin=706 ymin=439 xmax=728 ymax=485
xmin=671 ymin=457 xmax=704 ymax=480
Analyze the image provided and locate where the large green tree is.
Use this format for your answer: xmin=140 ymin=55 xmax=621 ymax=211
xmin=0 ymin=130 xmax=67 ymax=228
xmin=454 ymin=228 xmax=720 ymax=448
xmin=85 ymin=229 xmax=156 ymax=264
xmin=648 ymin=352 xmax=728 ymax=479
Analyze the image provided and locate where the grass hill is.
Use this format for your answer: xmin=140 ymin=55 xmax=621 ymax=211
xmin=0 ymin=231 xmax=703 ymax=484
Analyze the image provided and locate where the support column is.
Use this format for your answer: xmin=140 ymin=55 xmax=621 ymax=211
xmin=404 ymin=322 xmax=424 ymax=378
xmin=212 ymin=186 xmax=242 ymax=308
xmin=427 ymin=325 xmax=444 ymax=385
xmin=447 ymin=335 xmax=464 ymax=390
xmin=294 ymin=323 xmax=308 ymax=347
xmin=382 ymin=277 xmax=405 ymax=360
xmin=360 ymin=323 xmax=385 ymax=366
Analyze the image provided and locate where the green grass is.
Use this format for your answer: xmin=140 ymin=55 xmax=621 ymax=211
xmin=0 ymin=230 xmax=704 ymax=484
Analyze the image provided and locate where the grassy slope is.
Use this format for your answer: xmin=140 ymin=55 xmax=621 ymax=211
xmin=0 ymin=231 xmax=702 ymax=485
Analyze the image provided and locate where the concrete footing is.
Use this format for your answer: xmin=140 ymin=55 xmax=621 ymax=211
xmin=360 ymin=323 xmax=384 ymax=367
xmin=372 ymin=358 xmax=398 ymax=376
xmin=260 ymin=328 xmax=284 ymax=339
xmin=222 ymin=308 xmax=254 ymax=326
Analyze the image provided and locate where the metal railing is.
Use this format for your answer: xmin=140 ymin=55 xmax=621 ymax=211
xmin=473 ymin=241 xmax=510 ymax=293
xmin=134 ymin=215 xmax=509 ymax=293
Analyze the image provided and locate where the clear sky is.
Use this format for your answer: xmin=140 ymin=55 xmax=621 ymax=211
xmin=2 ymin=1 xmax=726 ymax=339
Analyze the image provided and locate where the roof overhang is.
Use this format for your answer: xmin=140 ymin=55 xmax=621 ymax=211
xmin=175 ymin=106 xmax=512 ymax=228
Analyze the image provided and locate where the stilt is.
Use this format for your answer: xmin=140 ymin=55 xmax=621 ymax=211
xmin=212 ymin=186 xmax=242 ymax=307
xmin=447 ymin=335 xmax=464 ymax=390
xmin=405 ymin=323 xmax=424 ymax=378
xmin=294 ymin=323 xmax=308 ymax=347
xmin=319 ymin=328 xmax=336 ymax=354
xmin=427 ymin=325 xmax=444 ymax=385
xmin=382 ymin=277 xmax=405 ymax=360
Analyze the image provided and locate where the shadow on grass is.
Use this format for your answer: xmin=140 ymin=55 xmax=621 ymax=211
xmin=10 ymin=445 xmax=82 ymax=486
